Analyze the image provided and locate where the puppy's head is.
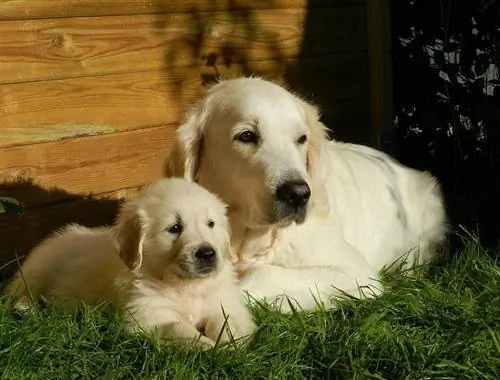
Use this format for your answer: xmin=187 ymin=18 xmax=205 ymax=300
xmin=164 ymin=77 xmax=328 ymax=229
xmin=113 ymin=178 xmax=231 ymax=279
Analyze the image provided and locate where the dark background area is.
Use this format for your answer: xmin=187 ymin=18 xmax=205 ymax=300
xmin=390 ymin=0 xmax=500 ymax=250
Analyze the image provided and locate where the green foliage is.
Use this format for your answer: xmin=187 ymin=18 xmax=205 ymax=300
xmin=392 ymin=0 xmax=500 ymax=246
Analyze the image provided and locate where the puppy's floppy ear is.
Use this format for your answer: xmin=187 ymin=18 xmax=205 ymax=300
xmin=113 ymin=205 xmax=147 ymax=271
xmin=164 ymin=101 xmax=205 ymax=181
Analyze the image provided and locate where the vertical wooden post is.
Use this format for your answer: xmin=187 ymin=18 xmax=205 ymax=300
xmin=366 ymin=0 xmax=394 ymax=152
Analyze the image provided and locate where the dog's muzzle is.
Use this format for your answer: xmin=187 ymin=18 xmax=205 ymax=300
xmin=193 ymin=245 xmax=218 ymax=274
xmin=273 ymin=179 xmax=311 ymax=224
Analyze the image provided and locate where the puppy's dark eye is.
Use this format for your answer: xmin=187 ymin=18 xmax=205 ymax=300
xmin=297 ymin=135 xmax=308 ymax=144
xmin=167 ymin=223 xmax=183 ymax=234
xmin=207 ymin=219 xmax=215 ymax=228
xmin=235 ymin=130 xmax=259 ymax=144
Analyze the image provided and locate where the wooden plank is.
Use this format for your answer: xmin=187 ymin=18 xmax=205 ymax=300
xmin=366 ymin=0 xmax=393 ymax=150
xmin=0 ymin=7 xmax=366 ymax=85
xmin=0 ymin=125 xmax=174 ymax=207
xmin=0 ymin=0 xmax=365 ymax=21
xmin=0 ymin=54 xmax=369 ymax=147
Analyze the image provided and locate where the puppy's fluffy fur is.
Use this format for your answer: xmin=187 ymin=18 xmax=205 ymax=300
xmin=5 ymin=178 xmax=256 ymax=348
xmin=164 ymin=77 xmax=447 ymax=312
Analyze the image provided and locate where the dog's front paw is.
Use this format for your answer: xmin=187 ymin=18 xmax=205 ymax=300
xmin=234 ymin=262 xmax=253 ymax=279
xmin=264 ymin=293 xmax=301 ymax=313
xmin=239 ymin=269 xmax=267 ymax=303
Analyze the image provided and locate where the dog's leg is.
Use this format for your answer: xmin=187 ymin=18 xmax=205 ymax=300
xmin=240 ymin=264 xmax=382 ymax=313
xmin=158 ymin=321 xmax=216 ymax=348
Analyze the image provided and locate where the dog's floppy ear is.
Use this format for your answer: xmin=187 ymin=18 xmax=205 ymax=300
xmin=164 ymin=101 xmax=205 ymax=181
xmin=299 ymin=98 xmax=330 ymax=213
xmin=221 ymin=227 xmax=238 ymax=264
xmin=113 ymin=205 xmax=147 ymax=271
xmin=300 ymin=100 xmax=328 ymax=173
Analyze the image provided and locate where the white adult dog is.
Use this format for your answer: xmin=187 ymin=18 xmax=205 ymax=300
xmin=5 ymin=178 xmax=256 ymax=347
xmin=164 ymin=77 xmax=447 ymax=312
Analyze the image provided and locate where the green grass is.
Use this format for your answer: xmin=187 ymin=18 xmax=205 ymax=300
xmin=1 ymin=237 xmax=500 ymax=380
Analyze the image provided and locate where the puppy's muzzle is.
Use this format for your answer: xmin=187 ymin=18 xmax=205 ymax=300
xmin=274 ymin=179 xmax=311 ymax=224
xmin=194 ymin=245 xmax=218 ymax=274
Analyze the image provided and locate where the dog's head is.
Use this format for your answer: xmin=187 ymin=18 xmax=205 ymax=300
xmin=164 ymin=77 xmax=328 ymax=229
xmin=113 ymin=178 xmax=232 ymax=279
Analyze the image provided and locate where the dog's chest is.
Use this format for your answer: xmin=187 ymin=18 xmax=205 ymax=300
xmin=159 ymin=287 xmax=209 ymax=325
xmin=179 ymin=296 xmax=206 ymax=325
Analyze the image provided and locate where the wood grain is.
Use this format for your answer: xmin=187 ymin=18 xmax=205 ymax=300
xmin=0 ymin=7 xmax=366 ymax=84
xmin=0 ymin=54 xmax=369 ymax=147
xmin=0 ymin=0 xmax=365 ymax=21
xmin=0 ymin=125 xmax=173 ymax=203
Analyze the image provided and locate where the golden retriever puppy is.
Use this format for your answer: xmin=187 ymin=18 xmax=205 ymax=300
xmin=164 ymin=77 xmax=447 ymax=312
xmin=5 ymin=178 xmax=256 ymax=348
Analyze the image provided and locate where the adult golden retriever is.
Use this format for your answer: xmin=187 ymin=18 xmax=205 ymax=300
xmin=5 ymin=178 xmax=256 ymax=347
xmin=164 ymin=77 xmax=447 ymax=312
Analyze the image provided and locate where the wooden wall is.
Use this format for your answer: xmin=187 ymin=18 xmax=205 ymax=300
xmin=0 ymin=0 xmax=391 ymax=277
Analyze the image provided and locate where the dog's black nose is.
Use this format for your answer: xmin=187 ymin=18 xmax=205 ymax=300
xmin=194 ymin=245 xmax=216 ymax=263
xmin=275 ymin=180 xmax=311 ymax=208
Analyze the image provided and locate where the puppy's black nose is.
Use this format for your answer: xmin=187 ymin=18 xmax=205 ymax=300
xmin=194 ymin=245 xmax=216 ymax=263
xmin=275 ymin=180 xmax=311 ymax=208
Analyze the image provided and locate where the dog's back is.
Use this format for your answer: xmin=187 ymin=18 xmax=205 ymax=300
xmin=5 ymin=224 xmax=127 ymax=310
xmin=329 ymin=142 xmax=447 ymax=269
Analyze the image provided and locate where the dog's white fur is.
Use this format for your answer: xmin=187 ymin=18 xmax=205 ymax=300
xmin=163 ymin=77 xmax=447 ymax=312
xmin=5 ymin=178 xmax=256 ymax=348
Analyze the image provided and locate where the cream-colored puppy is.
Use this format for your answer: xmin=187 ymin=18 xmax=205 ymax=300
xmin=5 ymin=178 xmax=256 ymax=348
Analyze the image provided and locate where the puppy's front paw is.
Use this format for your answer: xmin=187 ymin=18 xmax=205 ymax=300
xmin=205 ymin=316 xmax=256 ymax=349
xmin=192 ymin=335 xmax=216 ymax=350
xmin=162 ymin=334 xmax=216 ymax=350
xmin=227 ymin=318 xmax=257 ymax=345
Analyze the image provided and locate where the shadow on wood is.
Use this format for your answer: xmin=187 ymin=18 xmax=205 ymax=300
xmin=0 ymin=180 xmax=122 ymax=281
xmin=290 ymin=0 xmax=372 ymax=145
xmin=153 ymin=0 xmax=288 ymax=114
xmin=152 ymin=0 xmax=371 ymax=143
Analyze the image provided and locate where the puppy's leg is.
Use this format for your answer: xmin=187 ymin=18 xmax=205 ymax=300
xmin=4 ymin=270 xmax=43 ymax=312
xmin=205 ymin=297 xmax=257 ymax=345
xmin=158 ymin=321 xmax=216 ymax=349
xmin=240 ymin=264 xmax=381 ymax=313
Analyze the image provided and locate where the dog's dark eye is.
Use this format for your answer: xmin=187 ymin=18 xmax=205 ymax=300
xmin=167 ymin=223 xmax=183 ymax=234
xmin=207 ymin=219 xmax=215 ymax=228
xmin=235 ymin=130 xmax=259 ymax=144
xmin=297 ymin=135 xmax=308 ymax=144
